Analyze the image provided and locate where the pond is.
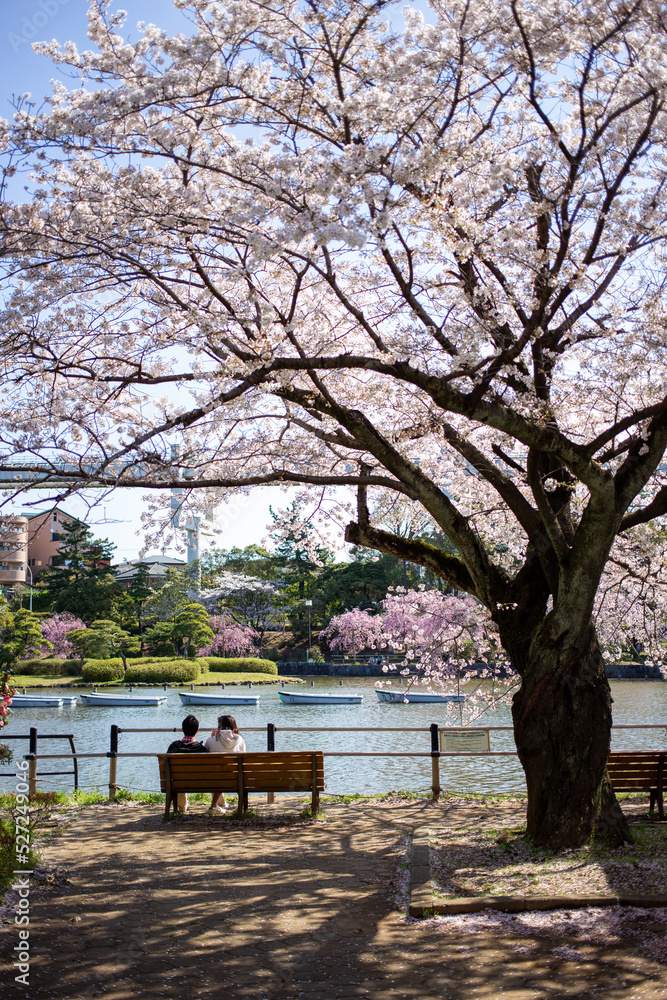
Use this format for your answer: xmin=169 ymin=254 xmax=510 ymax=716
xmin=1 ymin=678 xmax=665 ymax=798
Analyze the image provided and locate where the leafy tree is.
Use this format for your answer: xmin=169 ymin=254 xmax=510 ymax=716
xmin=313 ymin=549 xmax=420 ymax=624
xmin=172 ymin=603 xmax=214 ymax=657
xmin=126 ymin=562 xmax=153 ymax=604
xmin=0 ymin=597 xmax=15 ymax=669
xmin=7 ymin=1 xmax=667 ymax=847
xmin=40 ymin=520 xmax=120 ymax=619
xmin=201 ymin=545 xmax=278 ymax=587
xmin=141 ymin=621 xmax=176 ymax=658
xmin=145 ymin=602 xmax=213 ymax=657
xmin=66 ymin=620 xmax=140 ymax=669
xmin=142 ymin=570 xmax=193 ymax=624
xmin=5 ymin=610 xmax=51 ymax=661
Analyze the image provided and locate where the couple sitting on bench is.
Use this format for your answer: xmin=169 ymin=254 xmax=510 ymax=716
xmin=167 ymin=713 xmax=246 ymax=815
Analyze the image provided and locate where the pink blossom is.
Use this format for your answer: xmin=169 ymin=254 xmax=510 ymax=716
xmin=319 ymin=609 xmax=384 ymax=654
xmin=39 ymin=613 xmax=86 ymax=659
xmin=199 ymin=615 xmax=258 ymax=657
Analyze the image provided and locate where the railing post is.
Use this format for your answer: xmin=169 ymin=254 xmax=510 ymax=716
xmin=430 ymin=723 xmax=440 ymax=802
xmin=28 ymin=727 xmax=37 ymax=801
xmin=108 ymin=724 xmax=119 ymax=800
xmin=267 ymin=723 xmax=275 ymax=803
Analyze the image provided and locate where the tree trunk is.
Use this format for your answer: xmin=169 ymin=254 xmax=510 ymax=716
xmin=510 ymin=616 xmax=631 ymax=848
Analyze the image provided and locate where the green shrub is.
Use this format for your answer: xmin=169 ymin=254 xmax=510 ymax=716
xmin=124 ymin=661 xmax=201 ymax=683
xmin=84 ymin=657 xmax=125 ymax=669
xmin=81 ymin=661 xmax=125 ymax=682
xmin=14 ymin=658 xmax=81 ymax=677
xmin=131 ymin=656 xmax=186 ymax=665
xmin=205 ymin=656 xmax=277 ymax=676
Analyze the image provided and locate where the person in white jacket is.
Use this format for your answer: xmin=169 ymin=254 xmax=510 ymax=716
xmin=205 ymin=715 xmax=247 ymax=814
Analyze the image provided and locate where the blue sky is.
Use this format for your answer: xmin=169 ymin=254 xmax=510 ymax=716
xmin=1 ymin=1 xmax=287 ymax=562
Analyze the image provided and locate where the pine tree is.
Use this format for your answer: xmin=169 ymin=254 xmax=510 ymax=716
xmin=41 ymin=521 xmax=119 ymax=619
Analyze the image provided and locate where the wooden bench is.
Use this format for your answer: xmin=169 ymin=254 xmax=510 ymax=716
xmin=607 ymin=751 xmax=665 ymax=819
xmin=157 ymin=751 xmax=325 ymax=821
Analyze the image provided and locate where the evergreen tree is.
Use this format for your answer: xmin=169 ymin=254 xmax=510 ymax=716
xmin=5 ymin=609 xmax=51 ymax=660
xmin=40 ymin=521 xmax=120 ymax=619
xmin=66 ymin=619 xmax=140 ymax=669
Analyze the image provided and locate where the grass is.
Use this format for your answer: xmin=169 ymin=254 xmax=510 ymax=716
xmin=10 ymin=675 xmax=80 ymax=688
xmin=0 ymin=793 xmax=56 ymax=895
xmin=8 ymin=671 xmax=298 ymax=688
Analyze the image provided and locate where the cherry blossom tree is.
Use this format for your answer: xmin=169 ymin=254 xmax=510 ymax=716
xmin=379 ymin=588 xmax=518 ymax=720
xmin=200 ymin=615 xmax=258 ymax=657
xmin=3 ymin=0 xmax=667 ymax=845
xmin=40 ymin=613 xmax=86 ymax=660
xmin=319 ymin=607 xmax=384 ymax=655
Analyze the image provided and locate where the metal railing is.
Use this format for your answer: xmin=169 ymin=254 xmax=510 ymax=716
xmin=10 ymin=721 xmax=666 ymax=802
xmin=1 ymin=727 xmax=78 ymax=792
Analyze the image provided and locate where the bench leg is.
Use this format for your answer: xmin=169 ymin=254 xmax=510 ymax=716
xmin=164 ymin=791 xmax=178 ymax=822
xmin=311 ymin=789 xmax=319 ymax=816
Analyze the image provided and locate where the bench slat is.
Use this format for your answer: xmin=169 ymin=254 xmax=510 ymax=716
xmin=158 ymin=751 xmax=325 ymax=820
xmin=607 ymin=750 xmax=664 ymax=820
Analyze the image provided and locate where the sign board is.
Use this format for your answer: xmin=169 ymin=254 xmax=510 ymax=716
xmin=439 ymin=728 xmax=491 ymax=753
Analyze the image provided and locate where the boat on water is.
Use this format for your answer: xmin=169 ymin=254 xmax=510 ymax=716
xmin=179 ymin=691 xmax=260 ymax=706
xmin=376 ymin=689 xmax=466 ymax=704
xmin=10 ymin=694 xmax=72 ymax=708
xmin=278 ymin=689 xmax=363 ymax=705
xmin=79 ymin=692 xmax=168 ymax=707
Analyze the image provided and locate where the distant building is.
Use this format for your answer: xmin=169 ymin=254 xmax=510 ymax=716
xmin=0 ymin=516 xmax=28 ymax=594
xmin=114 ymin=555 xmax=187 ymax=590
xmin=23 ymin=508 xmax=80 ymax=579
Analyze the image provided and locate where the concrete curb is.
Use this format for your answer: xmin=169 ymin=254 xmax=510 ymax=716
xmin=407 ymin=825 xmax=667 ymax=918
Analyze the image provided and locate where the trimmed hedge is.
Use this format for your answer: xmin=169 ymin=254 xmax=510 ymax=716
xmin=14 ymin=658 xmax=81 ymax=677
xmin=130 ymin=656 xmax=189 ymax=665
xmin=124 ymin=661 xmax=201 ymax=684
xmin=81 ymin=661 xmax=125 ymax=683
xmin=205 ymin=656 xmax=278 ymax=676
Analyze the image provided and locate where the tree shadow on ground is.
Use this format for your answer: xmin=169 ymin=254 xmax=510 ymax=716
xmin=0 ymin=799 xmax=665 ymax=1000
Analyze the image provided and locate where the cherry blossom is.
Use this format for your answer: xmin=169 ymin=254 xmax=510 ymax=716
xmin=2 ymin=0 xmax=667 ymax=846
xmin=39 ymin=613 xmax=86 ymax=660
xmin=199 ymin=615 xmax=258 ymax=658
xmin=319 ymin=608 xmax=385 ymax=655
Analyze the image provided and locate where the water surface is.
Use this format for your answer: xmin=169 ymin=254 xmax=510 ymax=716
xmin=1 ymin=678 xmax=665 ymax=797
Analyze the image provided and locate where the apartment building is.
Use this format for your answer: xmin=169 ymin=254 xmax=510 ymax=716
xmin=0 ymin=516 xmax=28 ymax=593
xmin=24 ymin=508 xmax=78 ymax=577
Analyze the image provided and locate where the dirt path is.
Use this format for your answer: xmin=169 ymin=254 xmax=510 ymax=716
xmin=1 ymin=797 xmax=666 ymax=999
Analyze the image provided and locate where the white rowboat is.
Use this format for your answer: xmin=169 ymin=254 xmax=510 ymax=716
xmin=179 ymin=691 xmax=260 ymax=706
xmin=278 ymin=690 xmax=363 ymax=705
xmin=79 ymin=692 xmax=168 ymax=706
xmin=376 ymin=690 xmax=466 ymax=704
xmin=10 ymin=694 xmax=68 ymax=708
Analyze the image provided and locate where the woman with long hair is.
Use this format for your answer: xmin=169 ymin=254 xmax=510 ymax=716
xmin=205 ymin=714 xmax=246 ymax=814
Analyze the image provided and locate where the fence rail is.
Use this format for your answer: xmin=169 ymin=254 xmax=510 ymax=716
xmin=7 ymin=721 xmax=665 ymax=802
xmin=0 ymin=727 xmax=78 ymax=790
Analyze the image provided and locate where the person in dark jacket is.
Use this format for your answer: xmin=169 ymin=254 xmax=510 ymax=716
xmin=167 ymin=715 xmax=207 ymax=810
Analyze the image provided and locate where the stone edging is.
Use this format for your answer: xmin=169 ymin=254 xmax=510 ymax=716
xmin=408 ymin=825 xmax=667 ymax=917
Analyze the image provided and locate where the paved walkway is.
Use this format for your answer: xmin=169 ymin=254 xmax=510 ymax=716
xmin=1 ymin=797 xmax=666 ymax=999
